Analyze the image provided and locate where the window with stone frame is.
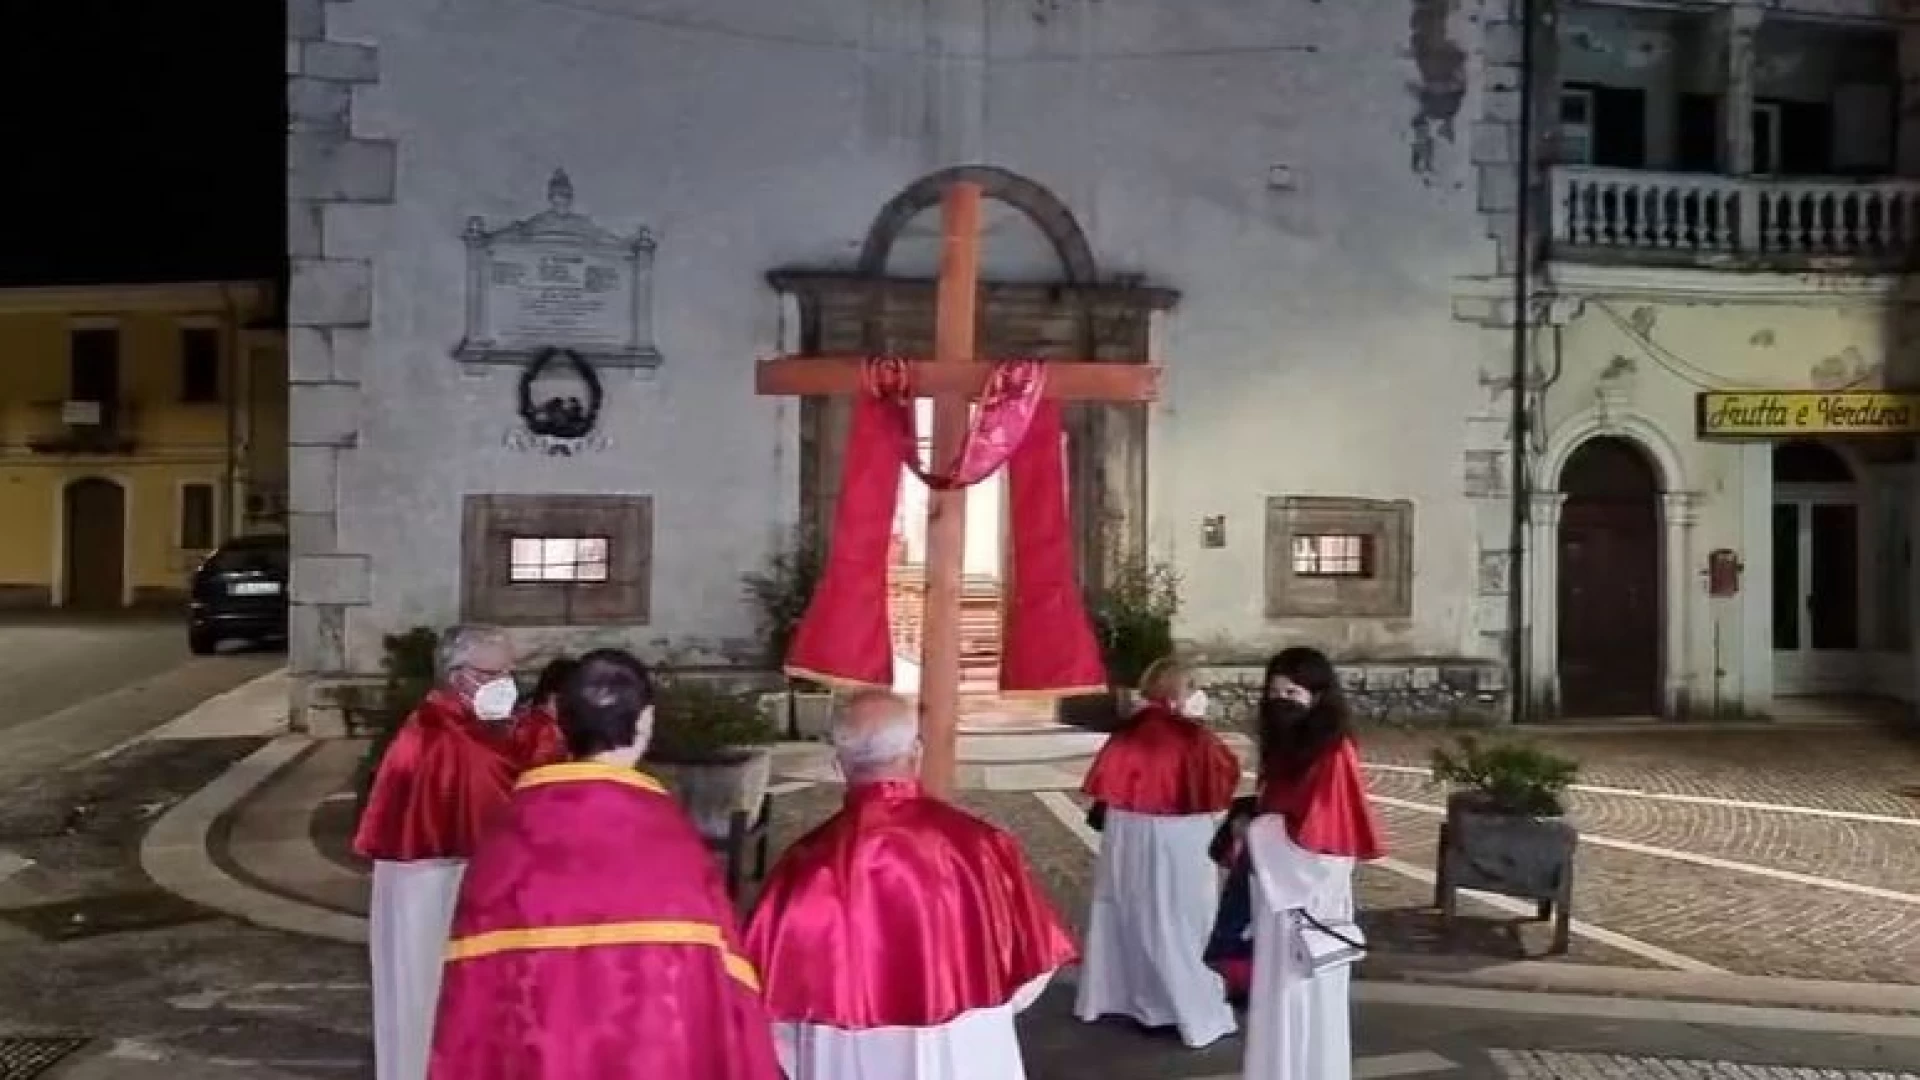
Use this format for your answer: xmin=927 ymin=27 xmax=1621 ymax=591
xmin=462 ymin=495 xmax=651 ymax=625
xmin=1265 ymin=496 xmax=1413 ymax=618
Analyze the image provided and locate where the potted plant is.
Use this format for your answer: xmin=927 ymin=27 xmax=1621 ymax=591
xmin=646 ymin=674 xmax=782 ymax=841
xmin=742 ymin=527 xmax=837 ymax=739
xmin=1065 ymin=551 xmax=1180 ymax=730
xmin=1428 ymin=734 xmax=1581 ymax=953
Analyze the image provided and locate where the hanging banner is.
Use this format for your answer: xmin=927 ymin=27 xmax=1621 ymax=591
xmin=1696 ymin=391 xmax=1920 ymax=438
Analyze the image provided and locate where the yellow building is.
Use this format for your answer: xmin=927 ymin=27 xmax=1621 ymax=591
xmin=0 ymin=281 xmax=286 ymax=609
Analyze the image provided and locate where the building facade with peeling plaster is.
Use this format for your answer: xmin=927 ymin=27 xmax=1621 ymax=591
xmin=284 ymin=0 xmax=1920 ymax=731
xmin=1503 ymin=0 xmax=1920 ymax=722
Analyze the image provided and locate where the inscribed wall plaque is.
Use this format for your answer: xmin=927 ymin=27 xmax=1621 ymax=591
xmin=454 ymin=169 xmax=662 ymax=368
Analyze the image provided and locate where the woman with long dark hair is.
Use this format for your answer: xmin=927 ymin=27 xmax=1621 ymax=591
xmin=1206 ymin=648 xmax=1382 ymax=1080
xmin=1074 ymin=657 xmax=1240 ymax=1048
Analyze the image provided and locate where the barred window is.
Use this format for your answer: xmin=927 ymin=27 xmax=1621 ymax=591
xmin=508 ymin=537 xmax=610 ymax=583
xmin=1290 ymin=534 xmax=1372 ymax=578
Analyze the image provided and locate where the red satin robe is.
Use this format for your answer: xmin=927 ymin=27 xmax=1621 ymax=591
xmin=353 ymin=690 xmax=549 ymax=862
xmin=511 ymin=704 xmax=566 ymax=770
xmin=745 ymin=779 xmax=1079 ymax=1029
xmin=430 ymin=762 xmax=783 ymax=1080
xmin=1081 ymin=703 xmax=1241 ymax=815
xmin=1258 ymin=737 xmax=1384 ymax=860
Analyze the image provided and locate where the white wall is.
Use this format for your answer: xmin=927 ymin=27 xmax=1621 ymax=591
xmin=321 ymin=0 xmax=1497 ymax=670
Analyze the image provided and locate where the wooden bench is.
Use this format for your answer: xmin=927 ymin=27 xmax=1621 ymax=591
xmin=707 ymin=792 xmax=773 ymax=899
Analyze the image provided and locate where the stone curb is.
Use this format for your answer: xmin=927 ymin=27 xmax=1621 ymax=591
xmin=1361 ymin=955 xmax=1920 ymax=1015
xmin=140 ymin=734 xmax=367 ymax=945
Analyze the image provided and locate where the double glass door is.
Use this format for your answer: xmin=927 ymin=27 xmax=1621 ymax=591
xmin=1772 ymin=496 xmax=1862 ymax=695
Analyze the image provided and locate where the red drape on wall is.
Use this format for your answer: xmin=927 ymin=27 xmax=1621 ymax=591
xmin=999 ymin=399 xmax=1107 ymax=695
xmin=786 ymin=359 xmax=1107 ymax=697
xmin=783 ymin=392 xmax=901 ymax=689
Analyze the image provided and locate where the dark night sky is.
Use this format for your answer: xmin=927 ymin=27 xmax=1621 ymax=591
xmin=0 ymin=0 xmax=285 ymax=288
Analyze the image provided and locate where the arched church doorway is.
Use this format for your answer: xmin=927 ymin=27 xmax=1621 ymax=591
xmin=63 ymin=477 xmax=125 ymax=609
xmin=1557 ymin=436 xmax=1662 ymax=718
xmin=1772 ymin=439 xmax=1863 ymax=696
xmin=772 ymin=166 xmax=1175 ymax=723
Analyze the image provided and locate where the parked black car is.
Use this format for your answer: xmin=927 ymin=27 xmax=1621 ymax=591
xmin=188 ymin=533 xmax=290 ymax=655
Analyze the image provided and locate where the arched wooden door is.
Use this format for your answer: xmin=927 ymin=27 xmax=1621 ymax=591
xmin=1557 ymin=437 xmax=1661 ymax=718
xmin=64 ymin=478 xmax=125 ymax=609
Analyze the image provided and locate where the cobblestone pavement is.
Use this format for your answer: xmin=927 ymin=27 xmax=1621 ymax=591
xmin=763 ymin=783 xmax=1920 ymax=1079
xmin=1488 ymin=1051 xmax=1918 ymax=1078
xmin=1366 ymin=770 xmax=1920 ymax=982
xmin=1358 ymin=725 xmax=1920 ymax=819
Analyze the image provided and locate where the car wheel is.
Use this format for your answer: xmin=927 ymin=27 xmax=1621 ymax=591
xmin=189 ymin=628 xmax=219 ymax=656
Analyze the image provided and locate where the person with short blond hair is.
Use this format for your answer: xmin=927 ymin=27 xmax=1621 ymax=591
xmin=1075 ymin=653 xmax=1242 ymax=1048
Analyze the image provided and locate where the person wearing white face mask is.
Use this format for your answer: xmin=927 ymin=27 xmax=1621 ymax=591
xmin=1075 ymin=657 xmax=1243 ymax=1048
xmin=353 ymin=624 xmax=552 ymax=1080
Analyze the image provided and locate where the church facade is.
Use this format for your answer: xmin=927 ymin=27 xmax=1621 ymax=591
xmin=285 ymin=0 xmax=1920 ymax=730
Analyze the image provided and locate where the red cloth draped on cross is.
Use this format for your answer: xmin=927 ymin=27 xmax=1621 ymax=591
xmin=784 ymin=357 xmax=1107 ymax=696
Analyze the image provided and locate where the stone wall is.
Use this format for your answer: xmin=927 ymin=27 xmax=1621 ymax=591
xmin=287 ymin=0 xmax=1517 ymax=731
xmin=285 ymin=0 xmax=389 ymax=732
xmin=1195 ymin=659 xmax=1508 ymax=729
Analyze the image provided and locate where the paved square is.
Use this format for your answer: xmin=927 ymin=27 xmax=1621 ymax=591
xmin=1488 ymin=1050 xmax=1920 ymax=1078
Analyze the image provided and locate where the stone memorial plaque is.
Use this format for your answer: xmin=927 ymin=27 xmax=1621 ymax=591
xmin=455 ymin=169 xmax=662 ymax=368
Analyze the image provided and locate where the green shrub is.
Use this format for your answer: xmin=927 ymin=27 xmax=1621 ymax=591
xmin=647 ymin=674 xmax=781 ymax=763
xmin=352 ymin=626 xmax=441 ymax=820
xmin=741 ymin=526 xmax=825 ymax=691
xmin=1086 ymin=551 xmax=1180 ymax=689
xmin=1429 ymin=734 xmax=1580 ymax=817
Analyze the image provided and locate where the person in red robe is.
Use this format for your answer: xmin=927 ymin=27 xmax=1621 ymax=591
xmin=1206 ymin=647 xmax=1382 ymax=1080
xmin=1074 ymin=657 xmax=1242 ymax=1046
xmin=1205 ymin=647 xmax=1383 ymax=1007
xmin=353 ymin=625 xmax=552 ymax=1080
xmin=744 ymin=690 xmax=1078 ymax=1080
xmin=508 ymin=655 xmax=574 ymax=768
xmin=430 ymin=648 xmax=783 ymax=1080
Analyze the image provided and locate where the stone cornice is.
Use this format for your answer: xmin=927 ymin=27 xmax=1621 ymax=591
xmin=1540 ymin=262 xmax=1920 ymax=306
xmin=765 ymin=269 xmax=1182 ymax=311
xmin=0 ymin=280 xmax=273 ymax=316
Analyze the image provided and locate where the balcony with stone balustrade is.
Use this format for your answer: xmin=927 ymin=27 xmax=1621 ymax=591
xmin=1549 ymin=166 xmax=1920 ymax=272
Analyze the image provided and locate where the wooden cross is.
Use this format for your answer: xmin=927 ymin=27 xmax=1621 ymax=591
xmin=755 ymin=181 xmax=1159 ymax=797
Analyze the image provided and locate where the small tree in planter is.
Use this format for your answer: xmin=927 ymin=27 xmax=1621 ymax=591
xmin=742 ymin=527 xmax=836 ymax=739
xmin=1067 ymin=551 xmax=1180 ymax=730
xmin=646 ymin=674 xmax=783 ymax=841
xmin=350 ymin=626 xmax=441 ymax=823
xmin=1429 ymin=734 xmax=1582 ymax=954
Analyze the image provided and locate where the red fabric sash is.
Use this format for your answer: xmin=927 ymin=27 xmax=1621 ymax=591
xmin=871 ymin=357 xmax=1044 ymax=490
xmin=784 ymin=359 xmax=1106 ymax=696
xmin=1000 ymin=398 xmax=1106 ymax=694
xmin=784 ymin=392 xmax=901 ymax=689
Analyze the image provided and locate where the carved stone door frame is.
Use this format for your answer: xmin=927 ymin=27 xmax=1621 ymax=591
xmin=770 ymin=166 xmax=1176 ymax=592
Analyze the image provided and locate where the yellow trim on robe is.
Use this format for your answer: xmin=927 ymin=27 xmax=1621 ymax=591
xmin=514 ymin=761 xmax=667 ymax=796
xmin=445 ymin=919 xmax=762 ymax=992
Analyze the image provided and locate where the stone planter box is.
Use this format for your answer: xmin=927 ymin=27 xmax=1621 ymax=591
xmin=649 ymin=747 xmax=774 ymax=843
xmin=1434 ymin=790 xmax=1578 ymax=954
xmin=758 ymin=691 xmax=837 ymax=740
xmin=1058 ymin=688 xmax=1137 ymax=731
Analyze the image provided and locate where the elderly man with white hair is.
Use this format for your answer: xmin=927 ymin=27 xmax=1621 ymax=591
xmin=353 ymin=624 xmax=553 ymax=1080
xmin=745 ymin=690 xmax=1079 ymax=1080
